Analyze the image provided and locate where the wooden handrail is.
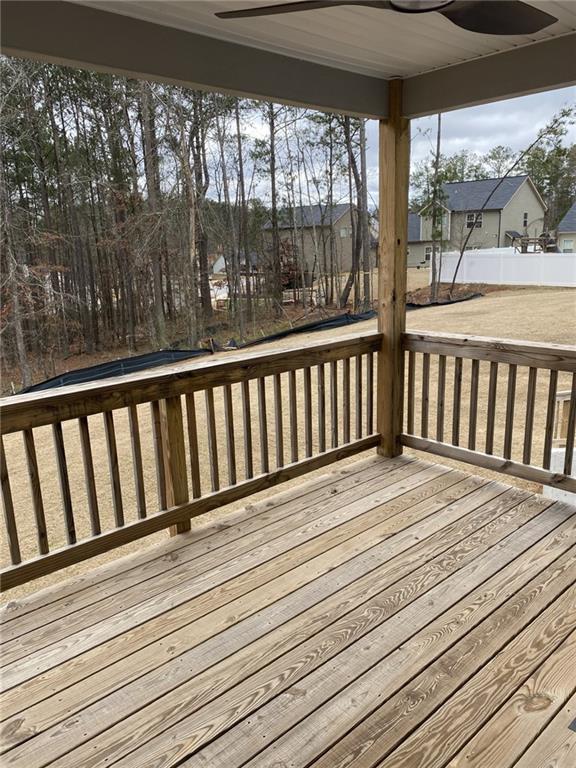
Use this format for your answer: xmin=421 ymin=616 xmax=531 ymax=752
xmin=402 ymin=331 xmax=576 ymax=492
xmin=0 ymin=334 xmax=380 ymax=589
xmin=404 ymin=332 xmax=576 ymax=372
xmin=0 ymin=332 xmax=381 ymax=434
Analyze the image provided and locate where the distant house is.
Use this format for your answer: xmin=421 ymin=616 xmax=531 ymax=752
xmin=212 ymin=251 xmax=259 ymax=275
xmin=263 ymin=203 xmax=377 ymax=274
xmin=408 ymin=175 xmax=546 ymax=266
xmin=557 ymin=201 xmax=576 ymax=253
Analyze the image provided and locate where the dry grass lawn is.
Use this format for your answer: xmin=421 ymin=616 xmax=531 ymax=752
xmin=2 ymin=283 xmax=575 ymax=601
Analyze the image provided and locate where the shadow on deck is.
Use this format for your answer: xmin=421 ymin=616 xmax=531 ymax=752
xmin=1 ymin=453 xmax=575 ymax=767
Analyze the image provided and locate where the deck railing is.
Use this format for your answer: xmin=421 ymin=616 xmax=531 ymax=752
xmin=402 ymin=332 xmax=576 ymax=493
xmin=0 ymin=333 xmax=380 ymax=589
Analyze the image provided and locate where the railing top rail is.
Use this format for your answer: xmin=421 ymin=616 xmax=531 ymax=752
xmin=404 ymin=331 xmax=576 ymax=372
xmin=0 ymin=331 xmax=382 ymax=434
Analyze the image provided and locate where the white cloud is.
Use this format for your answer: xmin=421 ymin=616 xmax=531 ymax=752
xmin=365 ymin=85 xmax=576 ymax=198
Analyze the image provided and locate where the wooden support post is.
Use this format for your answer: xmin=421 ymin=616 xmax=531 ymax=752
xmin=160 ymin=395 xmax=191 ymax=535
xmin=377 ymin=79 xmax=410 ymax=457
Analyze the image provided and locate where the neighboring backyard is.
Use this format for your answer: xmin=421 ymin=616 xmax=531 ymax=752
xmin=2 ymin=284 xmax=575 ymax=600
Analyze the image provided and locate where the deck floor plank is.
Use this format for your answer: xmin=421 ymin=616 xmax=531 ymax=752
xmin=0 ymin=458 xmax=426 ymax=659
xmin=0 ymin=466 xmax=473 ymax=711
xmin=1 ymin=455 xmax=574 ymax=768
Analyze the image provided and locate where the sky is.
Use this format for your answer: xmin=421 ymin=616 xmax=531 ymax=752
xmin=365 ymin=84 xmax=576 ymax=202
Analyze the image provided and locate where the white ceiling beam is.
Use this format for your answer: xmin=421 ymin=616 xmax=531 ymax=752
xmin=0 ymin=0 xmax=388 ymax=118
xmin=404 ymin=33 xmax=576 ymax=118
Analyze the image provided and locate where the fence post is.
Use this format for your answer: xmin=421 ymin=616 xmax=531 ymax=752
xmin=161 ymin=395 xmax=191 ymax=535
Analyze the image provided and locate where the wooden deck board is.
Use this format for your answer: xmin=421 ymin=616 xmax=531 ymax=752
xmin=1 ymin=454 xmax=575 ymax=768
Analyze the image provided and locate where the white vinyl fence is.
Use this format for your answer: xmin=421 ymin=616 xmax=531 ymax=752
xmin=435 ymin=247 xmax=576 ymax=288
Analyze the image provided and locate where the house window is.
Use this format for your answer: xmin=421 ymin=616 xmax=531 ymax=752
xmin=466 ymin=212 xmax=482 ymax=229
xmin=523 ymin=212 xmax=529 ymax=228
xmin=425 ymin=246 xmax=432 ymax=261
xmin=339 ymin=227 xmax=350 ymax=239
xmin=563 ymin=239 xmax=574 ymax=253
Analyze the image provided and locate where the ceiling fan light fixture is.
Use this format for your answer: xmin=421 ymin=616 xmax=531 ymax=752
xmin=389 ymin=0 xmax=454 ymax=11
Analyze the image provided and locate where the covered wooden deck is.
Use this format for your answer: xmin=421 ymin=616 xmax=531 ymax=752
xmin=1 ymin=453 xmax=575 ymax=768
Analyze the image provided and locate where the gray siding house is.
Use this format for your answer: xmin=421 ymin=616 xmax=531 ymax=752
xmin=408 ymin=175 xmax=546 ymax=266
xmin=557 ymin=201 xmax=576 ymax=253
xmin=263 ymin=204 xmax=377 ymax=274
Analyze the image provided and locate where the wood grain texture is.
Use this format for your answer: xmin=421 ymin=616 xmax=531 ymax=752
xmin=52 ymin=422 xmax=75 ymax=545
xmin=103 ymin=410 xmax=124 ymax=527
xmin=23 ymin=428 xmax=49 ymax=555
xmin=79 ymin=416 xmax=101 ymax=534
xmin=0 ymin=334 xmax=380 ymax=434
xmin=1 ymin=455 xmax=573 ymax=768
xmin=377 ymin=79 xmax=409 ymax=458
xmin=127 ymin=407 xmax=146 ymax=520
xmin=223 ymin=384 xmax=237 ymax=486
xmin=523 ymin=367 xmax=537 ymax=465
xmin=402 ymin=434 xmax=576 ymax=492
xmin=0 ymin=436 xmax=20 ymax=564
xmin=404 ymin=332 xmax=576 ymax=372
xmin=543 ymin=369 xmax=558 ymax=470
xmin=0 ymin=437 xmax=379 ymax=590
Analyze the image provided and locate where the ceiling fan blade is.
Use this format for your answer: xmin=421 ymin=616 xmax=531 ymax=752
xmin=216 ymin=1 xmax=391 ymax=20
xmin=439 ymin=1 xmax=557 ymax=34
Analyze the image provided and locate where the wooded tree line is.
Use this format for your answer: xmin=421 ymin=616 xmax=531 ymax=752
xmin=0 ymin=57 xmax=374 ymax=388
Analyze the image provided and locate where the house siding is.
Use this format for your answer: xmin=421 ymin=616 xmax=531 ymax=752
xmin=500 ymin=181 xmax=545 ymax=243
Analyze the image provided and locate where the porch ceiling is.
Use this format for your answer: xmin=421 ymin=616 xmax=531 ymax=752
xmin=2 ymin=0 xmax=576 ymax=117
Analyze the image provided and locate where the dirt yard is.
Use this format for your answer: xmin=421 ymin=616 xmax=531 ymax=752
xmin=2 ymin=284 xmax=575 ymax=600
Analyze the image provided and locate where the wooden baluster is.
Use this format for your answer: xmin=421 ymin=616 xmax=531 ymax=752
xmin=127 ymin=406 xmax=146 ymax=520
xmin=343 ymin=357 xmax=351 ymax=444
xmin=503 ymin=364 xmax=517 ymax=460
xmin=543 ymin=369 xmax=558 ymax=470
xmin=223 ymin=384 xmax=237 ymax=486
xmin=330 ymin=360 xmax=338 ymax=448
xmin=304 ymin=367 xmax=313 ymax=458
xmin=185 ymin=393 xmax=201 ymax=498
xmin=406 ymin=350 xmax=415 ymax=435
xmin=258 ymin=377 xmax=270 ymax=473
xmin=317 ymin=364 xmax=326 ymax=453
xmin=289 ymin=369 xmax=298 ymax=462
xmin=355 ymin=355 xmax=363 ymax=440
xmin=468 ymin=358 xmax=480 ymax=451
xmin=485 ymin=361 xmax=498 ymax=455
xmin=563 ymin=373 xmax=576 ymax=476
xmin=23 ymin=428 xmax=49 ymax=554
xmin=0 ymin=436 xmax=21 ymax=565
xmin=274 ymin=373 xmax=284 ymax=469
xmin=421 ymin=352 xmax=430 ymax=439
xmin=523 ymin=367 xmax=537 ymax=465
xmin=104 ymin=411 xmax=124 ymax=527
xmin=242 ymin=380 xmax=254 ymax=479
xmin=205 ymin=388 xmax=220 ymax=491
xmin=151 ymin=400 xmax=167 ymax=510
xmin=436 ymin=354 xmax=446 ymax=442
xmin=52 ymin=422 xmax=76 ymax=544
xmin=452 ymin=357 xmax=463 ymax=446
xmin=160 ymin=396 xmax=190 ymax=535
xmin=78 ymin=416 xmax=101 ymax=534
xmin=366 ymin=352 xmax=374 ymax=435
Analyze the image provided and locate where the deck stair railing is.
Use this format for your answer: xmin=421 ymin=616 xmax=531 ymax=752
xmin=402 ymin=332 xmax=576 ymax=493
xmin=0 ymin=333 xmax=379 ymax=589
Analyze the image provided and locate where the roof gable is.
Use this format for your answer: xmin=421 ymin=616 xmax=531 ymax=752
xmin=558 ymin=201 xmax=576 ymax=233
xmin=442 ymin=175 xmax=530 ymax=212
xmin=263 ymin=203 xmax=352 ymax=230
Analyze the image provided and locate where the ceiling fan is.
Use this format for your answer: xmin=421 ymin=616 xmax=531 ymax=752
xmin=215 ymin=1 xmax=557 ymax=35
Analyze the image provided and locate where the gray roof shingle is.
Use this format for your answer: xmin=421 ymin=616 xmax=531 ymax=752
xmin=263 ymin=203 xmax=351 ymax=230
xmin=558 ymin=201 xmax=576 ymax=233
xmin=441 ymin=175 xmax=529 ymax=212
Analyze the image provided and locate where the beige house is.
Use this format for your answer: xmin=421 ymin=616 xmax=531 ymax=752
xmin=408 ymin=175 xmax=546 ymax=265
xmin=557 ymin=201 xmax=576 ymax=253
xmin=263 ymin=204 xmax=377 ymax=275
